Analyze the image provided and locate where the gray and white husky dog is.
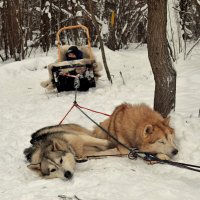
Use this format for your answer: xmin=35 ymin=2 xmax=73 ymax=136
xmin=24 ymin=123 xmax=112 ymax=180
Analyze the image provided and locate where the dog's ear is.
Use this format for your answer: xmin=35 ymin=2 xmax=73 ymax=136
xmin=30 ymin=148 xmax=42 ymax=164
xmin=27 ymin=163 xmax=41 ymax=172
xmin=67 ymin=144 xmax=75 ymax=156
xmin=144 ymin=124 xmax=153 ymax=135
xmin=52 ymin=140 xmax=60 ymax=151
xmin=163 ymin=117 xmax=170 ymax=126
xmin=52 ymin=140 xmax=68 ymax=151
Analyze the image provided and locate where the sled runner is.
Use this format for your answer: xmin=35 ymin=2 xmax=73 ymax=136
xmin=41 ymin=25 xmax=102 ymax=92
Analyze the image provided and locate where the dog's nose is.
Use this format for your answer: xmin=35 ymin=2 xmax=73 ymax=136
xmin=172 ymin=149 xmax=178 ymax=155
xmin=64 ymin=171 xmax=73 ymax=179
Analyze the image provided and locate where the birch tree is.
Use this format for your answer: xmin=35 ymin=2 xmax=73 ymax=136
xmin=167 ymin=0 xmax=183 ymax=61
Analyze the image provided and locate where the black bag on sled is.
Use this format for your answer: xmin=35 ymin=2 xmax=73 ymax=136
xmin=52 ymin=62 xmax=96 ymax=92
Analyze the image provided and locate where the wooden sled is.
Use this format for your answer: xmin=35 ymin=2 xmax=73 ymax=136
xmin=41 ymin=25 xmax=102 ymax=92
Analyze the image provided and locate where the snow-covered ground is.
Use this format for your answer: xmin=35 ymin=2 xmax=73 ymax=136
xmin=0 ymin=44 xmax=200 ymax=200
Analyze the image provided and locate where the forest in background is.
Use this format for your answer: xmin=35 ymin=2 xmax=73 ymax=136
xmin=0 ymin=0 xmax=199 ymax=61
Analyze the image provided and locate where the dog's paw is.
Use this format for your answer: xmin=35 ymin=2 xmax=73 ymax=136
xmin=75 ymin=157 xmax=88 ymax=163
xmin=156 ymin=153 xmax=170 ymax=160
xmin=145 ymin=160 xmax=159 ymax=165
xmin=144 ymin=153 xmax=170 ymax=165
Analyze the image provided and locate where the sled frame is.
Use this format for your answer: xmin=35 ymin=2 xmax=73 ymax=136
xmin=56 ymin=25 xmax=93 ymax=62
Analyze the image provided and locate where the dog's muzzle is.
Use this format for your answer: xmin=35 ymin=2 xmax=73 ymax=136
xmin=172 ymin=148 xmax=178 ymax=156
xmin=64 ymin=171 xmax=73 ymax=179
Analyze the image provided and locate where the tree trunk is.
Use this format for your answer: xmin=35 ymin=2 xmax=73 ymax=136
xmin=40 ymin=0 xmax=50 ymax=52
xmin=88 ymin=0 xmax=113 ymax=84
xmin=167 ymin=0 xmax=183 ymax=60
xmin=147 ymin=0 xmax=176 ymax=117
xmin=2 ymin=0 xmax=9 ymax=59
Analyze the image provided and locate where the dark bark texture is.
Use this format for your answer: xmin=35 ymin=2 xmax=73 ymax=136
xmin=147 ymin=0 xmax=177 ymax=117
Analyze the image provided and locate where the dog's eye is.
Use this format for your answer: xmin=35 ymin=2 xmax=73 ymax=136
xmin=159 ymin=141 xmax=165 ymax=144
xmin=60 ymin=158 xmax=63 ymax=164
xmin=50 ymin=168 xmax=56 ymax=172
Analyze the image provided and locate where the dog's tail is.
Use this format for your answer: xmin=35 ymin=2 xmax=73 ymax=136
xmin=23 ymin=146 xmax=36 ymax=162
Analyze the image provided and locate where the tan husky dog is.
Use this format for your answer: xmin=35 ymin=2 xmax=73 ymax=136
xmin=24 ymin=123 xmax=113 ymax=180
xmin=93 ymin=103 xmax=178 ymax=160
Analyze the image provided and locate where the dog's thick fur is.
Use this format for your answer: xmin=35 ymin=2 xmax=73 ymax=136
xmin=93 ymin=103 xmax=178 ymax=160
xmin=24 ymin=124 xmax=112 ymax=180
